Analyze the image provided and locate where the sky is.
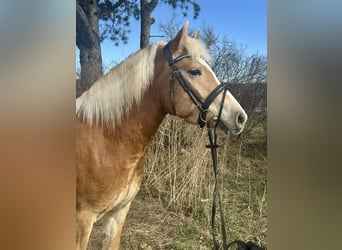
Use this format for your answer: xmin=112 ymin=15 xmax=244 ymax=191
xmin=76 ymin=0 xmax=266 ymax=70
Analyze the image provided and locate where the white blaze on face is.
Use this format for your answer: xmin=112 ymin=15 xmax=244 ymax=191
xmin=198 ymin=58 xmax=248 ymax=134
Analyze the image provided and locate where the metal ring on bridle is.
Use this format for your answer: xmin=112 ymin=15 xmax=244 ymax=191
xmin=198 ymin=109 xmax=215 ymax=125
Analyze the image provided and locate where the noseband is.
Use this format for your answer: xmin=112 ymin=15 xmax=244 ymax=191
xmin=163 ymin=42 xmax=229 ymax=128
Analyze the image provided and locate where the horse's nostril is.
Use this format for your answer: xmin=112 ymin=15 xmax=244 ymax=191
xmin=236 ymin=112 xmax=246 ymax=127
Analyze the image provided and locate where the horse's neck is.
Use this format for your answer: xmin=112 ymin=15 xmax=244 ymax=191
xmin=112 ymin=90 xmax=166 ymax=154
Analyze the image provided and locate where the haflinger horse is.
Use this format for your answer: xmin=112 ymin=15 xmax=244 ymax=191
xmin=76 ymin=21 xmax=247 ymax=250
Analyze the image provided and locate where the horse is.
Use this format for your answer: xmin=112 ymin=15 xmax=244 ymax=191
xmin=76 ymin=21 xmax=247 ymax=250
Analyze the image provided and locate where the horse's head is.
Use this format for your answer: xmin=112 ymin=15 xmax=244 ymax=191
xmin=158 ymin=22 xmax=247 ymax=135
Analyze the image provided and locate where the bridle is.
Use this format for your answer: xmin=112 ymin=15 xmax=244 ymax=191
xmin=163 ymin=42 xmax=266 ymax=250
xmin=163 ymin=42 xmax=229 ymax=128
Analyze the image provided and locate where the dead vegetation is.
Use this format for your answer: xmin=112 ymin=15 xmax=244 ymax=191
xmin=87 ymin=115 xmax=267 ymax=249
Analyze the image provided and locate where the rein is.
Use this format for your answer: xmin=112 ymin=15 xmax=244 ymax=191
xmin=163 ymin=42 xmax=265 ymax=250
xmin=206 ymin=124 xmax=265 ymax=250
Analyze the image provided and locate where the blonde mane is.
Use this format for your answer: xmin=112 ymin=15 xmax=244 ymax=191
xmin=76 ymin=37 xmax=211 ymax=127
xmin=76 ymin=42 xmax=162 ymax=126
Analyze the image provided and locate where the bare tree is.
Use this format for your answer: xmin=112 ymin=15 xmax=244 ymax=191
xmin=158 ymin=12 xmax=183 ymax=40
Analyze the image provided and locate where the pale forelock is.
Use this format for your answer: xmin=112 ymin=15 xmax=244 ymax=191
xmin=76 ymin=42 xmax=161 ymax=126
xmin=184 ymin=37 xmax=211 ymax=62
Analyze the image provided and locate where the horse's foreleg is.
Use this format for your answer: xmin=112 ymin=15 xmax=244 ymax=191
xmin=100 ymin=202 xmax=132 ymax=250
xmin=76 ymin=210 xmax=95 ymax=250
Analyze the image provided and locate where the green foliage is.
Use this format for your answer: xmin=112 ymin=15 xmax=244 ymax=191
xmin=98 ymin=0 xmax=200 ymax=45
xmin=98 ymin=0 xmax=140 ymax=45
xmin=163 ymin=0 xmax=200 ymax=18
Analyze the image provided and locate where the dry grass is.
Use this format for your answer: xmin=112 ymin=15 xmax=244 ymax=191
xmin=143 ymin=116 xmax=213 ymax=210
xmin=88 ymin=115 xmax=267 ymax=249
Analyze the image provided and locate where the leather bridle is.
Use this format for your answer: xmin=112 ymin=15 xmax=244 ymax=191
xmin=163 ymin=42 xmax=229 ymax=128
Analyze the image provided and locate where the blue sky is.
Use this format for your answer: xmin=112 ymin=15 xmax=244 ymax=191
xmin=77 ymin=0 xmax=266 ymax=69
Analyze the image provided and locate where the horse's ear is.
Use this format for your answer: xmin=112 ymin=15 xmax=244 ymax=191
xmin=193 ymin=29 xmax=200 ymax=39
xmin=169 ymin=21 xmax=189 ymax=54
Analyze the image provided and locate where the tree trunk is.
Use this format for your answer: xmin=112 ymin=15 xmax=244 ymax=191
xmin=76 ymin=0 xmax=103 ymax=97
xmin=140 ymin=0 xmax=158 ymax=49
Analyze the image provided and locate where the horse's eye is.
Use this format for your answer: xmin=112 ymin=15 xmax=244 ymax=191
xmin=188 ymin=69 xmax=202 ymax=76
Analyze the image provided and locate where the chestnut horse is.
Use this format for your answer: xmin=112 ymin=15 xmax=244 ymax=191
xmin=76 ymin=22 xmax=247 ymax=250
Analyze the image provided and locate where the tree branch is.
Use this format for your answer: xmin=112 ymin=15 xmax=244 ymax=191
xmin=147 ymin=0 xmax=158 ymax=11
xmin=99 ymin=0 xmax=127 ymax=19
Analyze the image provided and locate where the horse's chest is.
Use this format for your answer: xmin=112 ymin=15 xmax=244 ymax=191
xmin=111 ymin=176 xmax=140 ymax=209
xmin=97 ymin=153 xmax=145 ymax=218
